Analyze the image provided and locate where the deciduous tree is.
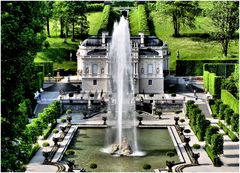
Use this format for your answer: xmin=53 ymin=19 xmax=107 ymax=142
xmin=156 ymin=1 xmax=201 ymax=36
xmin=210 ymin=1 xmax=239 ymax=56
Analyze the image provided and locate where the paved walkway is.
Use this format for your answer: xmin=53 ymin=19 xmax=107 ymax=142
xmin=26 ymin=77 xmax=239 ymax=172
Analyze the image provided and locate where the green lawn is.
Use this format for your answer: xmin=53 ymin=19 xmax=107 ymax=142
xmin=87 ymin=12 xmax=103 ymax=35
xmin=151 ymin=11 xmax=239 ymax=71
xmin=34 ymin=37 xmax=79 ymax=71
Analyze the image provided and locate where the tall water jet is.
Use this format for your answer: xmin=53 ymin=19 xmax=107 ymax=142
xmin=102 ymin=16 xmax=144 ymax=156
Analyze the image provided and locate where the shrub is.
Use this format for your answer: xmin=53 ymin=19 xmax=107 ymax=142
xmin=218 ymin=121 xmax=239 ymax=141
xmin=61 ymin=118 xmax=66 ymax=123
xmin=224 ymin=107 xmax=234 ymax=125
xmin=176 ymin=60 xmax=238 ymax=76
xmin=211 ymin=134 xmax=223 ymax=155
xmin=205 ymin=144 xmax=222 ymax=167
xmin=171 ymin=93 xmax=176 ymax=97
xmin=205 ymin=126 xmax=219 ymax=145
xmin=142 ymin=163 xmax=151 ymax=170
xmin=87 ymin=3 xmax=104 ymax=12
xmin=221 ymin=90 xmax=239 ymax=114
xmin=231 ymin=113 xmax=239 ymax=132
xmin=228 ymin=130 xmax=239 ymax=142
xmin=203 ymin=71 xmax=209 ymax=91
xmin=66 ymin=109 xmax=72 ymax=115
xmin=42 ymin=142 xmax=49 ymax=147
xmin=218 ymin=104 xmax=228 ymax=120
xmin=52 ymin=129 xmax=59 ymax=134
xmin=166 ymin=151 xmax=175 ymax=157
xmin=37 ymin=72 xmax=44 ymax=89
xmin=28 ymin=143 xmax=40 ymax=162
xmin=192 ymin=144 xmax=200 ymax=149
xmin=65 ymin=149 xmax=75 ymax=156
xmin=90 ymin=163 xmax=97 ymax=169
xmin=43 ymin=124 xmax=54 ymax=139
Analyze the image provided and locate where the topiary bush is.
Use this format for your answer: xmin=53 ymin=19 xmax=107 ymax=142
xmin=42 ymin=142 xmax=50 ymax=147
xmin=90 ymin=163 xmax=97 ymax=169
xmin=52 ymin=129 xmax=59 ymax=134
xmin=66 ymin=109 xmax=72 ymax=115
xmin=142 ymin=163 xmax=151 ymax=170
xmin=65 ymin=149 xmax=75 ymax=156
xmin=61 ymin=118 xmax=66 ymax=123
xmin=192 ymin=144 xmax=200 ymax=149
xmin=166 ymin=151 xmax=175 ymax=157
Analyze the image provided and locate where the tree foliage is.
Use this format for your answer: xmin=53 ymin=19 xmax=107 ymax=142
xmin=209 ymin=1 xmax=239 ymax=56
xmin=156 ymin=1 xmax=201 ymax=36
xmin=211 ymin=134 xmax=224 ymax=156
xmin=1 ymin=1 xmax=47 ymax=171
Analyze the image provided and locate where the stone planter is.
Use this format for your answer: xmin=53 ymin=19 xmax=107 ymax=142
xmin=42 ymin=151 xmax=50 ymax=162
xmin=52 ymin=137 xmax=59 ymax=146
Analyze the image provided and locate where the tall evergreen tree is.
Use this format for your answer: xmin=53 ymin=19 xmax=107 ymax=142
xmin=1 ymin=2 xmax=47 ymax=171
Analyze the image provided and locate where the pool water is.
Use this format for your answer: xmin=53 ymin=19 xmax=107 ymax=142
xmin=63 ymin=128 xmax=179 ymax=172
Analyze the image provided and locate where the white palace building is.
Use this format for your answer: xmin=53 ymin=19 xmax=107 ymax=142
xmin=76 ymin=32 xmax=170 ymax=94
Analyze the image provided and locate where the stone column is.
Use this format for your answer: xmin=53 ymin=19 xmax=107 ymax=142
xmin=136 ymin=62 xmax=138 ymax=76
xmin=106 ymin=62 xmax=108 ymax=75
xmin=82 ymin=62 xmax=85 ymax=75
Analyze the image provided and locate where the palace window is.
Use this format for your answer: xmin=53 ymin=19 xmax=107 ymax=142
xmin=92 ymin=64 xmax=98 ymax=76
xmin=93 ymin=80 xmax=97 ymax=85
xmin=148 ymin=80 xmax=152 ymax=85
xmin=147 ymin=64 xmax=153 ymax=74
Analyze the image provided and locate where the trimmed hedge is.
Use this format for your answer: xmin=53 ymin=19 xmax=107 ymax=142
xmin=23 ymin=101 xmax=60 ymax=144
xmin=204 ymin=63 xmax=236 ymax=77
xmin=221 ymin=90 xmax=239 ymax=114
xmin=217 ymin=121 xmax=239 ymax=142
xmin=138 ymin=5 xmax=149 ymax=35
xmin=175 ymin=60 xmax=238 ymax=76
xmin=207 ymin=73 xmax=222 ymax=98
xmin=186 ymin=100 xmax=210 ymax=141
xmin=35 ymin=61 xmax=53 ymax=76
xmin=208 ymin=73 xmax=216 ymax=96
xmin=28 ymin=143 xmax=40 ymax=162
xmin=203 ymin=71 xmax=209 ymax=91
xmin=87 ymin=3 xmax=104 ymax=12
xmin=205 ymin=144 xmax=222 ymax=167
xmin=43 ymin=121 xmax=57 ymax=139
xmin=98 ymin=5 xmax=111 ymax=33
xmin=37 ymin=72 xmax=44 ymax=90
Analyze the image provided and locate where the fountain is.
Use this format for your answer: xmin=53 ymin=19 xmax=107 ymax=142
xmin=103 ymin=16 xmax=143 ymax=156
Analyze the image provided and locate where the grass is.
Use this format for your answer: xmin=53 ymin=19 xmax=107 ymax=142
xmin=34 ymin=37 xmax=79 ymax=71
xmin=87 ymin=12 xmax=103 ymax=35
xmin=151 ymin=11 xmax=239 ymax=71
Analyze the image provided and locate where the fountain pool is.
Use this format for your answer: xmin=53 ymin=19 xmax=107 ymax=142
xmin=62 ymin=128 xmax=180 ymax=172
